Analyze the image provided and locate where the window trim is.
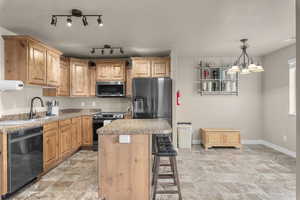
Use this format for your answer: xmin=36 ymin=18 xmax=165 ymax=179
xmin=288 ymin=58 xmax=296 ymax=116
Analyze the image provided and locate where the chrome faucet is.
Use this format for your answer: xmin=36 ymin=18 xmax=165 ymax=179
xmin=29 ymin=97 xmax=44 ymax=119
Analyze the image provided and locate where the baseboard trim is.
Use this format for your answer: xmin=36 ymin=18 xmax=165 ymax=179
xmin=192 ymin=139 xmax=296 ymax=158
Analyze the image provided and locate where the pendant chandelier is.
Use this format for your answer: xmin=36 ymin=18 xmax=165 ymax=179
xmin=228 ymin=39 xmax=264 ymax=74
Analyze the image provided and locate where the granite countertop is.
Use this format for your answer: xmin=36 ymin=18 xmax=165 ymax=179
xmin=97 ymin=119 xmax=172 ymax=135
xmin=0 ymin=109 xmax=101 ymax=133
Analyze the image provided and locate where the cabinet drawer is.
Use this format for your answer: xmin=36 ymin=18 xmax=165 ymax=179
xmin=59 ymin=119 xmax=72 ymax=127
xmin=44 ymin=121 xmax=58 ymax=132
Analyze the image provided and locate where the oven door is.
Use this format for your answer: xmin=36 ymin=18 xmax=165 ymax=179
xmin=96 ymin=82 xmax=125 ymax=97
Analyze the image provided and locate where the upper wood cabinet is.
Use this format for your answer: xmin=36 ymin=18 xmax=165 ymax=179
xmin=70 ymin=58 xmax=89 ymax=97
xmin=46 ymin=50 xmax=60 ymax=86
xmin=89 ymin=67 xmax=96 ymax=96
xmin=132 ymin=57 xmax=170 ymax=78
xmin=58 ymin=57 xmax=70 ymax=96
xmin=28 ymin=42 xmax=47 ymax=85
xmin=3 ymin=35 xmax=62 ymax=86
xmin=96 ymin=60 xmax=126 ymax=81
xmin=151 ymin=58 xmax=170 ymax=77
xmin=131 ymin=58 xmax=151 ymax=77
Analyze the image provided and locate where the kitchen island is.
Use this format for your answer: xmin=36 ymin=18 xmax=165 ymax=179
xmin=97 ymin=119 xmax=172 ymax=200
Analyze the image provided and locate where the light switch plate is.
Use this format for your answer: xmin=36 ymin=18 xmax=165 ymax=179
xmin=119 ymin=135 xmax=131 ymax=144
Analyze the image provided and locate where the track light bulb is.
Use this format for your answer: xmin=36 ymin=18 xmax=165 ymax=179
xmin=101 ymin=49 xmax=104 ymax=55
xmin=90 ymin=48 xmax=95 ymax=54
xmin=120 ymin=48 xmax=124 ymax=54
xmin=110 ymin=49 xmax=114 ymax=54
xmin=67 ymin=17 xmax=72 ymax=27
xmin=82 ymin=16 xmax=88 ymax=26
xmin=97 ymin=16 xmax=103 ymax=27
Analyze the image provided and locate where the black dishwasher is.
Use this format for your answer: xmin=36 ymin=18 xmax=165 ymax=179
xmin=7 ymin=126 xmax=43 ymax=194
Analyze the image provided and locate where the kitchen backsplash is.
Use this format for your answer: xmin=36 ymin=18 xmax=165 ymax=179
xmin=0 ymin=85 xmax=131 ymax=117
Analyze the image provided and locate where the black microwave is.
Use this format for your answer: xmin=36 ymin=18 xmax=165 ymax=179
xmin=96 ymin=82 xmax=125 ymax=97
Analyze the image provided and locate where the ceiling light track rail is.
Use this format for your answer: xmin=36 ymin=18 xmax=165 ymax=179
xmin=90 ymin=45 xmax=124 ymax=55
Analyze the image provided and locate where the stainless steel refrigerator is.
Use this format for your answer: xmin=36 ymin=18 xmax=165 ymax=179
xmin=132 ymin=77 xmax=172 ymax=126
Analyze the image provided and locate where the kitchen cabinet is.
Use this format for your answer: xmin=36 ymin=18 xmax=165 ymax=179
xmin=3 ymin=35 xmax=62 ymax=86
xmin=71 ymin=117 xmax=82 ymax=150
xmin=132 ymin=57 xmax=170 ymax=78
xmin=126 ymin=68 xmax=132 ymax=97
xmin=59 ymin=119 xmax=72 ymax=158
xmin=70 ymin=58 xmax=89 ymax=96
xmin=28 ymin=41 xmax=47 ymax=85
xmin=89 ymin=67 xmax=96 ymax=96
xmin=200 ymin=128 xmax=241 ymax=150
xmin=151 ymin=58 xmax=170 ymax=77
xmin=96 ymin=60 xmax=126 ymax=81
xmin=46 ymin=50 xmax=60 ymax=86
xmin=58 ymin=57 xmax=70 ymax=96
xmin=43 ymin=122 xmax=59 ymax=170
xmin=82 ymin=116 xmax=93 ymax=146
xmin=131 ymin=58 xmax=151 ymax=77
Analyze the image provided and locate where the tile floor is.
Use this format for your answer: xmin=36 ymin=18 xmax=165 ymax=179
xmin=8 ymin=145 xmax=296 ymax=200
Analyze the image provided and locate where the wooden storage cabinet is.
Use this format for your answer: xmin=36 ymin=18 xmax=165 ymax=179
xmin=96 ymin=60 xmax=126 ymax=81
xmin=89 ymin=67 xmax=96 ymax=96
xmin=43 ymin=122 xmax=59 ymax=170
xmin=99 ymin=135 xmax=150 ymax=200
xmin=59 ymin=119 xmax=72 ymax=158
xmin=3 ymin=36 xmax=62 ymax=86
xmin=0 ymin=133 xmax=8 ymax=196
xmin=200 ymin=128 xmax=241 ymax=150
xmin=71 ymin=117 xmax=82 ymax=149
xmin=82 ymin=116 xmax=93 ymax=146
xmin=132 ymin=57 xmax=170 ymax=78
xmin=126 ymin=68 xmax=132 ymax=97
xmin=70 ymin=58 xmax=89 ymax=96
xmin=58 ymin=57 xmax=70 ymax=96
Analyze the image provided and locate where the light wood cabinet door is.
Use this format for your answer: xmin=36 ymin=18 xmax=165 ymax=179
xmin=96 ymin=63 xmax=112 ymax=81
xmin=111 ymin=62 xmax=125 ymax=81
xmin=59 ymin=125 xmax=72 ymax=157
xmin=207 ymin=133 xmax=222 ymax=145
xmin=223 ymin=133 xmax=240 ymax=145
xmin=82 ymin=116 xmax=93 ymax=146
xmin=99 ymin=135 xmax=150 ymax=200
xmin=46 ymin=51 xmax=60 ymax=86
xmin=43 ymin=126 xmax=59 ymax=170
xmin=58 ymin=58 xmax=70 ymax=96
xmin=132 ymin=59 xmax=151 ymax=77
xmin=126 ymin=68 xmax=132 ymax=97
xmin=151 ymin=58 xmax=170 ymax=77
xmin=89 ymin=67 xmax=96 ymax=96
xmin=71 ymin=117 xmax=82 ymax=149
xmin=28 ymin=42 xmax=47 ymax=85
xmin=70 ymin=59 xmax=89 ymax=96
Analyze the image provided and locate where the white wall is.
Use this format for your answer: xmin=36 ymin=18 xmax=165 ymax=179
xmin=174 ymin=56 xmax=263 ymax=142
xmin=0 ymin=27 xmax=130 ymax=116
xmin=262 ymin=44 xmax=296 ymax=152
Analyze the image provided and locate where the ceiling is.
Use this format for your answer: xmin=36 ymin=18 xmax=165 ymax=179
xmin=0 ymin=0 xmax=296 ymax=57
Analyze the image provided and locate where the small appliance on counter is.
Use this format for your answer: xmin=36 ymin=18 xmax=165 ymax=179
xmin=46 ymin=100 xmax=59 ymax=116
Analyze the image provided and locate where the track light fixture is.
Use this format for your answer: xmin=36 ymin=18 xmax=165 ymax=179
xmin=50 ymin=9 xmax=103 ymax=27
xmin=90 ymin=45 xmax=125 ymax=55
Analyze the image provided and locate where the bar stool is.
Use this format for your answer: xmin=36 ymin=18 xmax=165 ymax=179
xmin=152 ymin=135 xmax=182 ymax=200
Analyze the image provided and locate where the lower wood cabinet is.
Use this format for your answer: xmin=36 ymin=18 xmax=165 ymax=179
xmin=82 ymin=116 xmax=93 ymax=146
xmin=59 ymin=119 xmax=72 ymax=158
xmin=200 ymin=128 xmax=241 ymax=150
xmin=71 ymin=117 xmax=82 ymax=149
xmin=0 ymin=133 xmax=7 ymax=196
xmin=43 ymin=122 xmax=59 ymax=170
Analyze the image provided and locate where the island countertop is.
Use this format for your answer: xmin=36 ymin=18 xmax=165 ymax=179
xmin=97 ymin=119 xmax=172 ymax=135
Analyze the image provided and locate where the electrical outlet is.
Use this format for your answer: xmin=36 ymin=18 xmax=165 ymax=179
xmin=92 ymin=101 xmax=96 ymax=106
xmin=283 ymin=136 xmax=287 ymax=142
xmin=81 ymin=102 xmax=85 ymax=106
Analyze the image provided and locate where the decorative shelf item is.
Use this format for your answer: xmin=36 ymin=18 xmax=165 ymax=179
xmin=197 ymin=61 xmax=239 ymax=96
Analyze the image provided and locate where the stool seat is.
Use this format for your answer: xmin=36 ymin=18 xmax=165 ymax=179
xmin=157 ymin=143 xmax=177 ymax=156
